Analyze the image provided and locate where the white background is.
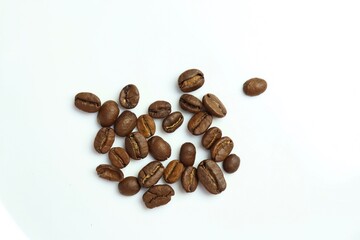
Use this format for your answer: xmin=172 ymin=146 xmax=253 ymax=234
xmin=1 ymin=0 xmax=360 ymax=239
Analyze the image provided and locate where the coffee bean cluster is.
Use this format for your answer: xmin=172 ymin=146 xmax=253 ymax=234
xmin=75 ymin=69 xmax=266 ymax=209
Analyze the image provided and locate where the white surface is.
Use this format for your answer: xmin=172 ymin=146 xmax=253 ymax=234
xmin=1 ymin=0 xmax=360 ymax=239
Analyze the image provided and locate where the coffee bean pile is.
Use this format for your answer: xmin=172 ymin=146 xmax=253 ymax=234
xmin=74 ymin=69 xmax=266 ymax=209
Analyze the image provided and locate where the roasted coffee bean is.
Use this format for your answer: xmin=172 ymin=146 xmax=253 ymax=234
xmin=125 ymin=132 xmax=149 ymax=160
xmin=119 ymin=84 xmax=140 ymax=109
xmin=108 ymin=147 xmax=130 ymax=169
xmin=202 ymin=93 xmax=227 ymax=118
xmin=143 ymin=184 xmax=175 ymax=209
xmin=148 ymin=101 xmax=171 ymax=118
xmin=118 ymin=176 xmax=141 ymax=196
xmin=223 ymin=154 xmax=240 ymax=173
xmin=162 ymin=111 xmax=184 ymax=133
xmin=148 ymin=136 xmax=171 ymax=161
xmin=187 ymin=111 xmax=213 ymax=135
xmin=197 ymin=160 xmax=226 ymax=194
xmin=179 ymin=93 xmax=204 ymax=113
xmin=97 ymin=100 xmax=119 ymax=127
xmin=96 ymin=164 xmax=124 ymax=181
xmin=179 ymin=142 xmax=196 ymax=166
xmin=138 ymin=161 xmax=164 ymax=188
xmin=243 ymin=78 xmax=267 ymax=96
xmin=163 ymin=160 xmax=184 ymax=184
xmin=202 ymin=127 xmax=222 ymax=149
xmin=178 ymin=69 xmax=204 ymax=92
xmin=137 ymin=114 xmax=156 ymax=138
xmin=74 ymin=92 xmax=101 ymax=113
xmin=210 ymin=136 xmax=234 ymax=162
xmin=114 ymin=110 xmax=137 ymax=137
xmin=181 ymin=166 xmax=198 ymax=193
xmin=94 ymin=127 xmax=115 ymax=153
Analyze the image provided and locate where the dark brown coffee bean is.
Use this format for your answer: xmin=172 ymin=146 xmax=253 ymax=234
xmin=210 ymin=136 xmax=234 ymax=162
xmin=223 ymin=154 xmax=240 ymax=173
xmin=96 ymin=164 xmax=124 ymax=181
xmin=142 ymin=184 xmax=174 ymax=209
xmin=114 ymin=110 xmax=137 ymax=137
xmin=202 ymin=93 xmax=227 ymax=118
xmin=163 ymin=160 xmax=184 ymax=184
xmin=108 ymin=147 xmax=130 ymax=169
xmin=181 ymin=166 xmax=198 ymax=192
xmin=179 ymin=93 xmax=204 ymax=113
xmin=118 ymin=176 xmax=141 ymax=196
xmin=148 ymin=101 xmax=171 ymax=118
xmin=197 ymin=160 xmax=226 ymax=194
xmin=125 ymin=132 xmax=149 ymax=160
xmin=162 ymin=111 xmax=184 ymax=133
xmin=243 ymin=78 xmax=267 ymax=96
xmin=137 ymin=114 xmax=156 ymax=138
xmin=178 ymin=69 xmax=204 ymax=92
xmin=97 ymin=100 xmax=119 ymax=127
xmin=74 ymin=92 xmax=101 ymax=113
xmin=187 ymin=111 xmax=212 ymax=135
xmin=138 ymin=161 xmax=164 ymax=188
xmin=148 ymin=136 xmax=171 ymax=161
xmin=202 ymin=127 xmax=222 ymax=149
xmin=119 ymin=84 xmax=140 ymax=109
xmin=94 ymin=127 xmax=115 ymax=153
xmin=179 ymin=142 xmax=196 ymax=167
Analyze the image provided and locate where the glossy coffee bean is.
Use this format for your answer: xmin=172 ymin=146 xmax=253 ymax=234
xmin=119 ymin=84 xmax=140 ymax=109
xmin=94 ymin=127 xmax=115 ymax=153
xmin=179 ymin=94 xmax=204 ymax=113
xmin=148 ymin=100 xmax=171 ymax=118
xmin=163 ymin=160 xmax=184 ymax=184
xmin=243 ymin=78 xmax=267 ymax=96
xmin=210 ymin=136 xmax=234 ymax=162
xmin=108 ymin=147 xmax=130 ymax=169
xmin=162 ymin=111 xmax=184 ymax=133
xmin=114 ymin=110 xmax=137 ymax=137
xmin=137 ymin=114 xmax=156 ymax=138
xmin=97 ymin=100 xmax=119 ymax=127
xmin=178 ymin=69 xmax=205 ymax=92
xmin=138 ymin=161 xmax=164 ymax=188
xmin=148 ymin=136 xmax=171 ymax=161
xmin=143 ymin=184 xmax=174 ymax=209
xmin=181 ymin=166 xmax=198 ymax=193
xmin=125 ymin=132 xmax=149 ymax=160
xmin=96 ymin=164 xmax=124 ymax=181
xmin=202 ymin=93 xmax=227 ymax=118
xmin=202 ymin=127 xmax=222 ymax=149
xmin=223 ymin=154 xmax=240 ymax=173
xmin=118 ymin=176 xmax=141 ymax=196
xmin=187 ymin=111 xmax=213 ymax=135
xmin=74 ymin=92 xmax=101 ymax=113
xmin=197 ymin=160 xmax=226 ymax=194
xmin=179 ymin=142 xmax=196 ymax=167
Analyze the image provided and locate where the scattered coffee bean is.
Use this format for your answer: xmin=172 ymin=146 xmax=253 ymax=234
xmin=148 ymin=100 xmax=171 ymax=118
xmin=137 ymin=114 xmax=156 ymax=138
xmin=179 ymin=93 xmax=204 ymax=113
xmin=143 ymin=184 xmax=175 ymax=209
xmin=97 ymin=100 xmax=119 ymax=127
xmin=119 ymin=84 xmax=140 ymax=109
xmin=148 ymin=136 xmax=171 ymax=161
xmin=181 ymin=166 xmax=198 ymax=193
xmin=180 ymin=142 xmax=196 ymax=166
xmin=202 ymin=127 xmax=222 ymax=149
xmin=74 ymin=92 xmax=101 ymax=113
xmin=197 ymin=160 xmax=226 ymax=194
xmin=243 ymin=78 xmax=267 ymax=96
xmin=94 ymin=127 xmax=115 ymax=154
xmin=108 ymin=147 xmax=130 ymax=169
xmin=118 ymin=176 xmax=141 ymax=196
xmin=138 ymin=161 xmax=164 ymax=188
xmin=223 ymin=154 xmax=240 ymax=174
xmin=96 ymin=164 xmax=124 ymax=181
xmin=178 ymin=69 xmax=204 ymax=92
xmin=187 ymin=111 xmax=213 ymax=135
xmin=163 ymin=160 xmax=184 ymax=184
xmin=125 ymin=132 xmax=149 ymax=160
xmin=210 ymin=136 xmax=234 ymax=162
xmin=162 ymin=111 xmax=184 ymax=133
xmin=114 ymin=110 xmax=137 ymax=137
xmin=202 ymin=93 xmax=227 ymax=118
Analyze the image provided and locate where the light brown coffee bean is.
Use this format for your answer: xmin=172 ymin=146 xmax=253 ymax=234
xmin=163 ymin=160 xmax=184 ymax=184
xmin=108 ymin=147 xmax=130 ymax=169
xmin=187 ymin=111 xmax=213 ymax=135
xmin=138 ymin=161 xmax=164 ymax=188
xmin=74 ymin=92 xmax=101 ymax=113
xmin=178 ymin=69 xmax=204 ymax=92
xmin=202 ymin=127 xmax=222 ymax=149
xmin=179 ymin=142 xmax=196 ymax=167
xmin=94 ymin=127 xmax=115 ymax=154
xmin=162 ymin=111 xmax=184 ymax=133
xmin=125 ymin=132 xmax=149 ymax=160
xmin=118 ymin=176 xmax=141 ymax=196
xmin=210 ymin=136 xmax=234 ymax=162
xmin=243 ymin=78 xmax=267 ymax=96
xmin=202 ymin=93 xmax=227 ymax=118
xmin=181 ymin=166 xmax=198 ymax=193
xmin=119 ymin=84 xmax=140 ymax=109
xmin=143 ymin=184 xmax=174 ymax=209
xmin=137 ymin=114 xmax=156 ymax=138
xmin=197 ymin=160 xmax=226 ymax=194
xmin=148 ymin=136 xmax=171 ymax=161
xmin=97 ymin=100 xmax=120 ymax=127
xmin=96 ymin=164 xmax=124 ymax=181
xmin=114 ymin=110 xmax=137 ymax=137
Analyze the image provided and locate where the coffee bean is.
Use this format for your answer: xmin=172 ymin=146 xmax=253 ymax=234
xmin=96 ymin=164 xmax=124 ymax=181
xmin=202 ymin=93 xmax=227 ymax=118
xmin=97 ymin=100 xmax=120 ymax=127
xmin=114 ymin=110 xmax=137 ymax=137
xmin=119 ymin=84 xmax=140 ymax=109
xmin=138 ymin=161 xmax=164 ymax=188
xmin=118 ymin=176 xmax=141 ymax=196
xmin=142 ymin=184 xmax=175 ymax=209
xmin=181 ymin=166 xmax=198 ymax=193
xmin=125 ymin=132 xmax=149 ymax=160
xmin=197 ymin=160 xmax=226 ymax=194
xmin=148 ymin=136 xmax=171 ymax=161
xmin=187 ymin=111 xmax=213 ymax=135
xmin=180 ymin=142 xmax=196 ymax=167
xmin=163 ymin=160 xmax=184 ymax=184
xmin=179 ymin=94 xmax=204 ymax=113
xmin=94 ymin=127 xmax=115 ymax=153
xmin=148 ymin=101 xmax=171 ymax=118
xmin=74 ymin=92 xmax=101 ymax=113
xmin=162 ymin=111 xmax=184 ymax=133
xmin=137 ymin=114 xmax=156 ymax=138
xmin=108 ymin=147 xmax=130 ymax=169
xmin=223 ymin=154 xmax=240 ymax=173
xmin=202 ymin=127 xmax=222 ymax=149
xmin=210 ymin=136 xmax=234 ymax=162
xmin=243 ymin=78 xmax=267 ymax=96
xmin=178 ymin=69 xmax=204 ymax=92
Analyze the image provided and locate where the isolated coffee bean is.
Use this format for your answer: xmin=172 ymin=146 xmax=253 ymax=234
xmin=210 ymin=136 xmax=234 ymax=162
xmin=118 ymin=176 xmax=141 ymax=196
xmin=148 ymin=136 xmax=171 ymax=161
xmin=163 ymin=160 xmax=184 ymax=184
xmin=187 ymin=111 xmax=213 ymax=135
xmin=181 ymin=166 xmax=198 ymax=193
xmin=180 ymin=142 xmax=196 ymax=167
xmin=137 ymin=114 xmax=156 ymax=138
xmin=178 ymin=69 xmax=204 ymax=92
xmin=114 ymin=110 xmax=137 ymax=137
xmin=97 ymin=100 xmax=119 ymax=127
xmin=197 ymin=160 xmax=226 ymax=194
xmin=243 ymin=78 xmax=267 ymax=96
xmin=119 ymin=84 xmax=140 ymax=109
xmin=96 ymin=164 xmax=124 ymax=181
xmin=138 ymin=161 xmax=164 ymax=188
xmin=148 ymin=101 xmax=171 ymax=118
xmin=143 ymin=184 xmax=174 ymax=209
xmin=202 ymin=93 xmax=227 ymax=118
xmin=108 ymin=147 xmax=130 ymax=169
xmin=74 ymin=92 xmax=101 ymax=113
xmin=94 ymin=127 xmax=115 ymax=154
xmin=179 ymin=94 xmax=204 ymax=113
xmin=162 ymin=111 xmax=184 ymax=133
xmin=125 ymin=132 xmax=149 ymax=160
xmin=223 ymin=154 xmax=240 ymax=173
xmin=202 ymin=127 xmax=222 ymax=149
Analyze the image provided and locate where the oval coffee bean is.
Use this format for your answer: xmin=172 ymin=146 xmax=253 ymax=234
xmin=96 ymin=164 xmax=124 ymax=181
xmin=148 ymin=136 xmax=171 ymax=161
xmin=125 ymin=132 xmax=149 ymax=160
xmin=162 ymin=111 xmax=184 ymax=133
xmin=179 ymin=94 xmax=204 ymax=113
xmin=202 ymin=127 xmax=222 ymax=149
xmin=118 ymin=176 xmax=141 ymax=196
xmin=143 ymin=184 xmax=175 ymax=209
xmin=148 ymin=100 xmax=171 ymax=118
xmin=181 ymin=166 xmax=198 ymax=193
xmin=187 ymin=111 xmax=213 ymax=135
xmin=94 ymin=127 xmax=115 ymax=154
xmin=137 ymin=114 xmax=156 ymax=138
xmin=97 ymin=100 xmax=120 ymax=127
xmin=119 ymin=84 xmax=140 ymax=109
xmin=179 ymin=142 xmax=196 ymax=167
xmin=210 ymin=136 xmax=234 ymax=162
xmin=108 ymin=147 xmax=130 ymax=169
xmin=202 ymin=93 xmax=227 ymax=118
xmin=74 ymin=92 xmax=101 ymax=113
xmin=197 ymin=160 xmax=226 ymax=194
xmin=223 ymin=154 xmax=240 ymax=173
xmin=243 ymin=78 xmax=267 ymax=96
xmin=138 ymin=161 xmax=164 ymax=188
xmin=178 ymin=69 xmax=204 ymax=92
xmin=114 ymin=110 xmax=137 ymax=137
xmin=163 ymin=160 xmax=184 ymax=184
